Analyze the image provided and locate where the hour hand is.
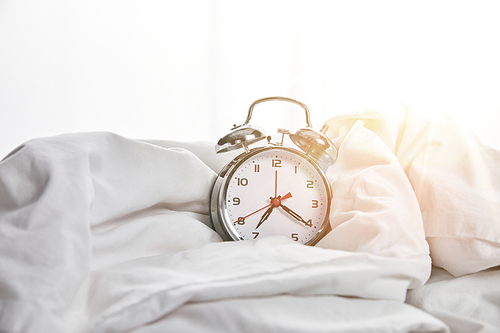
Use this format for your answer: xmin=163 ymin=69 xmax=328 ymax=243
xmin=280 ymin=204 xmax=312 ymax=227
xmin=256 ymin=205 xmax=275 ymax=229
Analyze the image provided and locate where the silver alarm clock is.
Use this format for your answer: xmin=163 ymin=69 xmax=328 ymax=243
xmin=210 ymin=97 xmax=337 ymax=246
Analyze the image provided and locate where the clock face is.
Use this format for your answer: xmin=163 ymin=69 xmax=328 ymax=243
xmin=214 ymin=147 xmax=331 ymax=245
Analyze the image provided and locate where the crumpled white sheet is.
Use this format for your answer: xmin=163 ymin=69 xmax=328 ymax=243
xmin=137 ymin=295 xmax=447 ymax=333
xmin=407 ymin=266 xmax=500 ymax=333
xmin=0 ymin=105 xmax=498 ymax=332
xmin=0 ymin=129 xmax=436 ymax=332
xmin=323 ymin=104 xmax=500 ymax=278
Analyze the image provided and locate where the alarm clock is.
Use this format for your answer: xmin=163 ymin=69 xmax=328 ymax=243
xmin=210 ymin=97 xmax=337 ymax=246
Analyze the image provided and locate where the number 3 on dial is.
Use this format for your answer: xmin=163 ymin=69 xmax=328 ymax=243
xmin=211 ymin=146 xmax=331 ymax=246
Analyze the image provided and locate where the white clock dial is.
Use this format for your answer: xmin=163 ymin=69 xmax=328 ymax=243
xmin=216 ymin=147 xmax=331 ymax=245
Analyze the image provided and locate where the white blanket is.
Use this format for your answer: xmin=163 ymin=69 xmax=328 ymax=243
xmin=407 ymin=266 xmax=500 ymax=333
xmin=1 ymin=106 xmax=499 ymax=332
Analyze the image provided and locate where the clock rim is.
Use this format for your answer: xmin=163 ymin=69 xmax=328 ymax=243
xmin=210 ymin=146 xmax=332 ymax=246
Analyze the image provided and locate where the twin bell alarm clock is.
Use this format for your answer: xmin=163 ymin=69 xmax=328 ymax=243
xmin=210 ymin=97 xmax=338 ymax=246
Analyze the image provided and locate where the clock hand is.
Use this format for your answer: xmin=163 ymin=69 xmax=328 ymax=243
xmin=279 ymin=203 xmax=312 ymax=227
xmin=256 ymin=205 xmax=275 ymax=229
xmin=256 ymin=193 xmax=283 ymax=229
xmin=256 ymin=192 xmax=294 ymax=229
xmin=234 ymin=203 xmax=273 ymax=225
xmin=239 ymin=193 xmax=293 ymax=228
xmin=275 ymin=170 xmax=278 ymax=198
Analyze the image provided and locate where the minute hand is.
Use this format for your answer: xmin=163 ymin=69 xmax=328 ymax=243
xmin=279 ymin=204 xmax=311 ymax=227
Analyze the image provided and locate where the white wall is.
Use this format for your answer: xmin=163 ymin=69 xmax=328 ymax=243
xmin=1 ymin=0 xmax=500 ymax=158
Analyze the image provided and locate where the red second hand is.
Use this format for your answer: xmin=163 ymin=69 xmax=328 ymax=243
xmin=233 ymin=190 xmax=292 ymax=225
xmin=275 ymin=170 xmax=278 ymax=197
xmin=234 ymin=203 xmax=273 ymax=225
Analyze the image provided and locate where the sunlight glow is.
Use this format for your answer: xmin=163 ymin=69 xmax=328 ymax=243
xmin=0 ymin=1 xmax=499 ymax=157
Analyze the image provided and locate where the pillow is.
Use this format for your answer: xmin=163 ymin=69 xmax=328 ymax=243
xmin=323 ymin=104 xmax=500 ymax=277
xmin=398 ymin=112 xmax=500 ymax=277
xmin=316 ymin=120 xmax=431 ymax=274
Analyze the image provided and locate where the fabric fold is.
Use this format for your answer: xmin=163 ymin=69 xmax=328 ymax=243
xmin=323 ymin=104 xmax=500 ymax=277
xmin=2 ymin=117 xmax=487 ymax=332
xmin=318 ymin=121 xmax=431 ymax=272
xmin=0 ymin=132 xmax=218 ymax=332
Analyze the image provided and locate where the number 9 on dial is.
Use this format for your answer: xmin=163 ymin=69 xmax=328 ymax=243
xmin=211 ymin=146 xmax=331 ymax=245
xmin=209 ymin=97 xmax=337 ymax=246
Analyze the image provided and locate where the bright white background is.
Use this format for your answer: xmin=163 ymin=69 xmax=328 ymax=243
xmin=1 ymin=0 xmax=499 ymax=158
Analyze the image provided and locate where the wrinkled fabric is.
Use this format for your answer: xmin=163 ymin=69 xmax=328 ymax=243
xmin=0 ymin=129 xmax=439 ymax=332
xmin=407 ymin=266 xmax=500 ymax=333
xmin=324 ymin=105 xmax=500 ymax=277
xmin=2 ymin=105 xmax=499 ymax=332
xmin=317 ymin=121 xmax=429 ymax=270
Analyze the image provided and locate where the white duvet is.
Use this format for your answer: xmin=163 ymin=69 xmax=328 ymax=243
xmin=1 ymin=105 xmax=499 ymax=333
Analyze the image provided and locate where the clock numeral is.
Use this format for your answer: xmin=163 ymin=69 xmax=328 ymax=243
xmin=306 ymin=219 xmax=313 ymax=227
xmin=272 ymin=159 xmax=281 ymax=168
xmin=236 ymin=177 xmax=248 ymax=186
xmin=306 ymin=180 xmax=314 ymax=188
xmin=236 ymin=217 xmax=245 ymax=225
xmin=291 ymin=233 xmax=299 ymax=241
xmin=295 ymin=166 xmax=298 ymax=174
xmin=252 ymin=231 xmax=259 ymax=239
xmin=312 ymin=200 xmax=318 ymax=208
xmin=232 ymin=197 xmax=240 ymax=205
xmin=254 ymin=164 xmax=260 ymax=172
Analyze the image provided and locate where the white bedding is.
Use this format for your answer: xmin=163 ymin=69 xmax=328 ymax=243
xmin=0 ymin=106 xmax=499 ymax=333
xmin=407 ymin=266 xmax=500 ymax=333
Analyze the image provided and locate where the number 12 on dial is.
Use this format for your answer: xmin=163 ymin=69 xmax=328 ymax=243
xmin=210 ymin=146 xmax=331 ymax=246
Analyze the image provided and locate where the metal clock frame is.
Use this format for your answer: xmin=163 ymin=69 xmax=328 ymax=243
xmin=210 ymin=145 xmax=332 ymax=246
